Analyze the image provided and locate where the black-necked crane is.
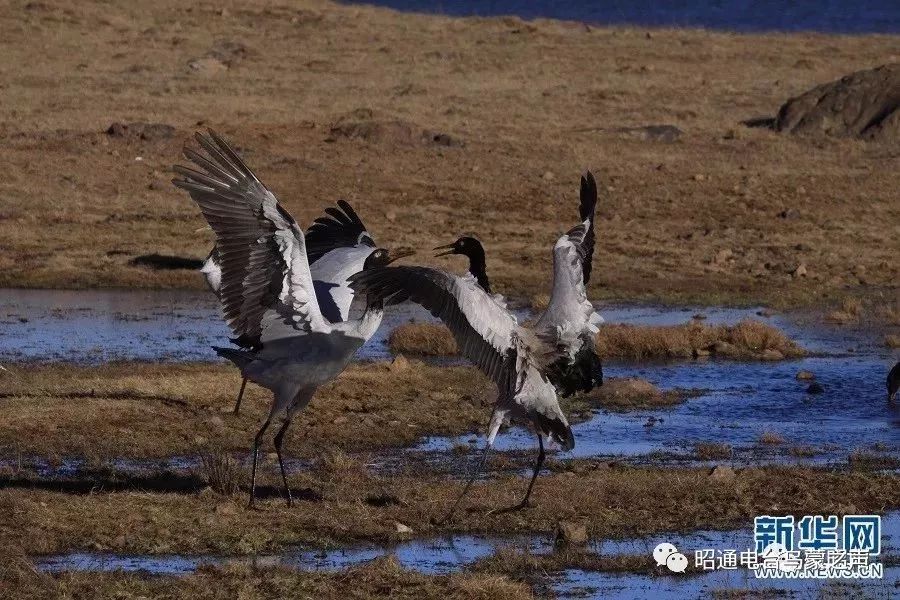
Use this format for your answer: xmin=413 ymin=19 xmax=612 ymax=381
xmin=200 ymin=200 xmax=382 ymax=415
xmin=350 ymin=172 xmax=604 ymax=521
xmin=173 ymin=130 xmax=411 ymax=507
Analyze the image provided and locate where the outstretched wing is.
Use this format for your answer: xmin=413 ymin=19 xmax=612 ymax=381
xmin=306 ymin=199 xmax=376 ymax=264
xmin=349 ymin=266 xmax=517 ymax=383
xmin=173 ymin=130 xmax=328 ymax=347
xmin=306 ymin=200 xmax=377 ymax=323
xmin=534 ymin=171 xmax=603 ymax=395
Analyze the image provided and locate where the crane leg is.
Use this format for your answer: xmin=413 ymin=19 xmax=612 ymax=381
xmin=248 ymin=417 xmax=271 ymax=508
xmin=437 ymin=442 xmax=491 ymax=526
xmin=437 ymin=407 xmax=504 ymax=525
xmin=487 ymin=433 xmax=544 ymax=515
xmin=233 ymin=377 xmax=248 ymax=415
xmin=273 ymin=418 xmax=294 ymax=507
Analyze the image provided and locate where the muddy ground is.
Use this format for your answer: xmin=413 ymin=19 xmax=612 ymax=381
xmin=0 ymin=0 xmax=897 ymax=309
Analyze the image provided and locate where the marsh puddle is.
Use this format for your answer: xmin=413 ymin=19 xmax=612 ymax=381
xmin=35 ymin=512 xmax=900 ymax=598
xmin=414 ymin=306 xmax=899 ymax=466
xmin=2 ymin=289 xmax=897 ymax=468
xmin=0 ymin=288 xmax=436 ymax=363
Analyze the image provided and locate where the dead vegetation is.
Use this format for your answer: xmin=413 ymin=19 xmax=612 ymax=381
xmin=1 ymin=556 xmax=535 ymax=600
xmin=0 ymin=361 xmax=493 ymax=459
xmin=596 ymin=319 xmax=805 ymax=360
xmin=2 ymin=463 xmax=896 ymax=556
xmin=578 ymin=377 xmax=694 ymax=411
xmin=0 ymin=1 xmax=896 ymax=308
xmin=389 ymin=323 xmax=458 ymax=355
xmin=387 ymin=319 xmax=805 ymax=361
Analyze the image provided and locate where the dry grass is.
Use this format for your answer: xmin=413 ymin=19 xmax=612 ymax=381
xmin=695 ymin=442 xmax=733 ymax=460
xmin=387 ymin=319 xmax=804 ymax=361
xmin=0 ymin=1 xmax=896 ymax=308
xmin=826 ymin=298 xmax=864 ymax=324
xmin=758 ymin=431 xmax=785 ymax=445
xmin=595 ymin=319 xmax=805 ymax=360
xmin=885 ymin=334 xmax=900 ymax=348
xmin=198 ymin=445 xmax=245 ymax=496
xmin=580 ymin=377 xmax=692 ymax=411
xmin=389 ymin=323 xmax=458 ymax=355
xmin=0 ymin=558 xmax=535 ymax=600
xmin=0 ymin=361 xmax=493 ymax=459
xmin=5 ymin=463 xmax=895 ymax=556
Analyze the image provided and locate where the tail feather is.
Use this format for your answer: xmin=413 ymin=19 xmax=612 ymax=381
xmin=213 ymin=346 xmax=255 ymax=370
xmin=535 ymin=413 xmax=575 ymax=451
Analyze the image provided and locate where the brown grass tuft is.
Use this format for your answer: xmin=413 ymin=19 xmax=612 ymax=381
xmin=198 ymin=445 xmax=245 ymax=496
xmin=827 ymin=298 xmax=863 ymax=324
xmin=389 ymin=323 xmax=458 ymax=355
xmin=695 ymin=442 xmax=733 ymax=460
xmin=758 ymin=431 xmax=785 ymax=445
xmin=595 ymin=319 xmax=804 ymax=361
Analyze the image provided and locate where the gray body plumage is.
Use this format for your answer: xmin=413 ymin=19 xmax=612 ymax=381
xmin=173 ymin=130 xmax=395 ymax=505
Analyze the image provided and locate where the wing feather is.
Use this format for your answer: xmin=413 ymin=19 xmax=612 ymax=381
xmin=349 ymin=266 xmax=517 ymax=382
xmin=173 ymin=129 xmax=328 ymax=346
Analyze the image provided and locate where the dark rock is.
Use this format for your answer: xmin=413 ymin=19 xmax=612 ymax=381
xmin=329 ymin=109 xmax=463 ymax=147
xmin=806 ymin=382 xmax=825 ymax=394
xmin=776 ymin=64 xmax=900 ymax=141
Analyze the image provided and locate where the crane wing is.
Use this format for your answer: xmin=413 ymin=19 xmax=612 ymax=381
xmin=349 ymin=266 xmax=517 ymax=383
xmin=534 ymin=171 xmax=603 ymax=395
xmin=306 ymin=200 xmax=377 ymax=322
xmin=173 ymin=130 xmax=329 ymax=347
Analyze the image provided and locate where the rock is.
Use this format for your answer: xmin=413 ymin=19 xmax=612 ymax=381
xmin=775 ymin=64 xmax=900 ymax=141
xmin=778 ymin=208 xmax=799 ymax=219
xmin=793 ymin=263 xmax=808 ymax=278
xmin=554 ymin=521 xmax=588 ymax=547
xmin=542 ymin=170 xmax=555 ymax=181
xmin=806 ymin=382 xmax=825 ymax=394
xmin=395 ymin=522 xmax=413 ymax=534
xmin=761 ymin=349 xmax=784 ymax=361
xmin=709 ymin=465 xmax=736 ymax=482
xmin=796 ymin=370 xmax=815 ymax=381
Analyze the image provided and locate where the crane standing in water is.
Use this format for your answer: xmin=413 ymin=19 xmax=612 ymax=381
xmin=351 ymin=172 xmax=604 ymax=521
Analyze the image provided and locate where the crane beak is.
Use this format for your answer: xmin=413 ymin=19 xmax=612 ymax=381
xmin=385 ymin=248 xmax=415 ymax=264
xmin=433 ymin=243 xmax=456 ymax=257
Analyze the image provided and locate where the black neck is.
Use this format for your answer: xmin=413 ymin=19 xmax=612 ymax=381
xmin=468 ymin=252 xmax=491 ymax=294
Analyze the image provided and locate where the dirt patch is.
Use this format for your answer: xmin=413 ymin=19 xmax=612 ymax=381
xmin=328 ymin=109 xmax=462 ymax=147
xmin=776 ymin=63 xmax=900 ymax=141
xmin=0 ymin=2 xmax=896 ymax=307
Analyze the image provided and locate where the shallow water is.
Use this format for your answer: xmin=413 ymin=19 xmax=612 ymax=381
xmin=35 ymin=512 xmax=900 ymax=598
xmin=415 ymin=305 xmax=899 ymax=465
xmin=348 ymin=0 xmax=900 ymax=34
xmin=3 ymin=289 xmax=897 ymax=469
xmin=0 ymin=288 xmax=435 ymax=364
